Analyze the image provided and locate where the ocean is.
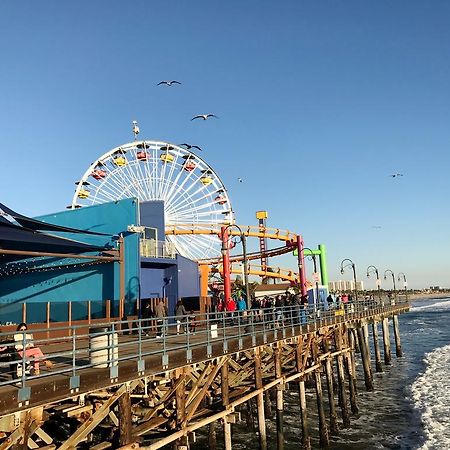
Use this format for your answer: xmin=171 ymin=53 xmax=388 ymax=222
xmin=191 ymin=296 xmax=450 ymax=449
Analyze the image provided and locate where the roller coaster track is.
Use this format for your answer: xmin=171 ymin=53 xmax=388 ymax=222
xmin=165 ymin=224 xmax=297 ymax=242
xmin=166 ymin=223 xmax=301 ymax=283
xmin=211 ymin=262 xmax=300 ymax=283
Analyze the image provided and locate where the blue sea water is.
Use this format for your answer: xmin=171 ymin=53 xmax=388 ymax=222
xmin=193 ymin=297 xmax=450 ymax=449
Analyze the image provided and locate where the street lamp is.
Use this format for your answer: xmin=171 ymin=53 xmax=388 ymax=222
xmin=221 ymin=224 xmax=251 ymax=308
xmin=366 ymin=265 xmax=382 ymax=303
xmin=303 ymin=247 xmax=320 ymax=306
xmin=383 ymin=269 xmax=396 ymax=300
xmin=340 ymin=258 xmax=358 ymax=301
xmin=397 ymin=272 xmax=408 ymax=300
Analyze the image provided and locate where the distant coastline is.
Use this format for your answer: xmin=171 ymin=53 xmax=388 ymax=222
xmin=408 ymin=292 xmax=449 ymax=301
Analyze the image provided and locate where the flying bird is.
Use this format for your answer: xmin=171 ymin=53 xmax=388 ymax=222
xmin=191 ymin=114 xmax=218 ymax=121
xmin=390 ymin=173 xmax=404 ymax=178
xmin=237 ymin=178 xmax=243 ymax=183
xmin=157 ymin=80 xmax=181 ymax=86
xmin=371 ymin=225 xmax=382 ymax=229
xmin=179 ymin=143 xmax=203 ymax=151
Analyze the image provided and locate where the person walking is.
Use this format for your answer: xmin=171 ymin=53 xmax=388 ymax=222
xmin=155 ymin=299 xmax=167 ymax=338
xmin=175 ymin=300 xmax=187 ymax=335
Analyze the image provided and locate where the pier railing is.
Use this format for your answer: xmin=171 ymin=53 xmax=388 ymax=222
xmin=0 ymin=297 xmax=408 ymax=405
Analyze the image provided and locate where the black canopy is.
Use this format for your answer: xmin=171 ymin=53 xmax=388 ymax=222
xmin=0 ymin=204 xmax=111 ymax=264
xmin=0 ymin=203 xmax=109 ymax=236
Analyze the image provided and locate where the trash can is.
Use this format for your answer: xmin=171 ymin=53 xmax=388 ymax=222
xmin=89 ymin=327 xmax=118 ymax=368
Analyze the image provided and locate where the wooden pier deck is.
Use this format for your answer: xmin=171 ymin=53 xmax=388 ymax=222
xmin=0 ymin=301 xmax=409 ymax=449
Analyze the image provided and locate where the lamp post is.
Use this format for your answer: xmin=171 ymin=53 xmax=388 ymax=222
xmin=366 ymin=265 xmax=381 ymax=304
xmin=340 ymin=258 xmax=358 ymax=301
xmin=220 ymin=224 xmax=251 ymax=308
xmin=383 ymin=269 xmax=396 ymax=301
xmin=303 ymin=247 xmax=320 ymax=307
xmin=397 ymin=272 xmax=408 ymax=301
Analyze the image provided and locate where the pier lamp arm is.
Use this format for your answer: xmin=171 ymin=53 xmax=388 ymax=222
xmin=221 ymin=224 xmax=250 ymax=307
xmin=340 ymin=258 xmax=358 ymax=301
xmin=383 ymin=269 xmax=396 ymax=292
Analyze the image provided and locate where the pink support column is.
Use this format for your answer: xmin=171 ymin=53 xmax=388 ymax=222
xmin=296 ymin=235 xmax=307 ymax=297
xmin=221 ymin=226 xmax=232 ymax=304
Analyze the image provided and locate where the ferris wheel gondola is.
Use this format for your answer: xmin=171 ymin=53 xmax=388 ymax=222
xmin=71 ymin=137 xmax=233 ymax=261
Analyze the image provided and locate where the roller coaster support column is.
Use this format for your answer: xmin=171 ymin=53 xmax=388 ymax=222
xmin=318 ymin=244 xmax=328 ymax=287
xmin=296 ymin=235 xmax=307 ymax=297
xmin=221 ymin=226 xmax=232 ymax=304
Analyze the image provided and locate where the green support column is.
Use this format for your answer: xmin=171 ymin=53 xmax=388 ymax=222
xmin=318 ymin=244 xmax=328 ymax=287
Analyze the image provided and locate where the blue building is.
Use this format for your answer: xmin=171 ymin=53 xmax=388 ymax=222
xmin=0 ymin=198 xmax=200 ymax=324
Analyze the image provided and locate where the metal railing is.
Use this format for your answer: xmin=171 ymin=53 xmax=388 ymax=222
xmin=0 ymin=296 xmax=408 ymax=405
xmin=140 ymin=239 xmax=176 ymax=259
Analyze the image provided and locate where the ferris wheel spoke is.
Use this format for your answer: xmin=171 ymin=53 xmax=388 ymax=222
xmin=161 ymin=152 xmax=180 ymax=199
xmin=167 ymin=186 xmax=218 ymax=217
xmin=164 ymin=168 xmax=199 ymax=207
xmin=164 ymin=158 xmax=195 ymax=203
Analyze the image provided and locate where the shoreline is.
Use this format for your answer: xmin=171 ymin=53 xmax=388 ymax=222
xmin=408 ymin=292 xmax=450 ymax=301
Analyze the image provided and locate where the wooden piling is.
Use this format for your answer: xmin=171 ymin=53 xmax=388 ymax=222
xmin=392 ymin=315 xmax=403 ymax=357
xmin=312 ymin=341 xmax=329 ymax=447
xmin=274 ymin=343 xmax=284 ymax=450
xmin=356 ymin=326 xmax=374 ymax=391
xmin=254 ymin=348 xmax=268 ymax=450
xmin=372 ymin=320 xmax=383 ymax=372
xmin=175 ymin=370 xmax=188 ymax=449
xmin=118 ymin=391 xmax=132 ymax=446
xmin=323 ymin=339 xmax=339 ymax=433
xmin=295 ymin=338 xmax=311 ymax=450
xmin=343 ymin=328 xmax=359 ymax=414
xmin=208 ymin=421 xmax=217 ymax=450
xmin=334 ymin=329 xmax=350 ymax=427
xmin=381 ymin=317 xmax=392 ymax=365
xmin=221 ymin=361 xmax=232 ymax=450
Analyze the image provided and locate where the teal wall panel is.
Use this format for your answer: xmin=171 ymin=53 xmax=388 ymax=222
xmin=0 ymin=198 xmax=140 ymax=323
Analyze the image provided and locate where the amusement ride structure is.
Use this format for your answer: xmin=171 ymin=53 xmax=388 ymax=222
xmin=71 ymin=123 xmax=329 ymax=302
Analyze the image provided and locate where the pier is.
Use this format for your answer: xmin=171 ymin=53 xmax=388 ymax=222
xmin=0 ymin=298 xmax=408 ymax=449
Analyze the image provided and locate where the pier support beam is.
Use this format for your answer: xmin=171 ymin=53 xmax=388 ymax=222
xmin=372 ymin=320 xmax=383 ymax=372
xmin=118 ymin=391 xmax=132 ymax=447
xmin=313 ymin=342 xmax=329 ymax=447
xmin=392 ymin=315 xmax=403 ymax=357
xmin=221 ymin=361 xmax=232 ymax=450
xmin=254 ymin=348 xmax=267 ymax=450
xmin=334 ymin=329 xmax=350 ymax=427
xmin=382 ymin=317 xmax=392 ymax=365
xmin=296 ymin=338 xmax=311 ymax=450
xmin=174 ymin=370 xmax=189 ymax=450
xmin=274 ymin=343 xmax=284 ymax=450
xmin=357 ymin=326 xmax=374 ymax=391
xmin=323 ymin=339 xmax=339 ymax=433
xmin=344 ymin=329 xmax=359 ymax=414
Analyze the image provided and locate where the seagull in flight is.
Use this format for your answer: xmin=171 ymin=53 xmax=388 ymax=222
xmin=390 ymin=173 xmax=404 ymax=178
xmin=237 ymin=177 xmax=243 ymax=183
xmin=191 ymin=114 xmax=218 ymax=121
xmin=179 ymin=143 xmax=203 ymax=151
xmin=157 ymin=80 xmax=181 ymax=86
xmin=371 ymin=225 xmax=382 ymax=229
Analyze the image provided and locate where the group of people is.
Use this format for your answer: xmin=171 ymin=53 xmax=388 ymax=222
xmin=0 ymin=322 xmax=53 ymax=376
xmin=141 ymin=299 xmax=197 ymax=338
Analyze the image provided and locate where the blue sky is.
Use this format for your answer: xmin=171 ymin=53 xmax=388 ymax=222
xmin=1 ymin=1 xmax=450 ymax=288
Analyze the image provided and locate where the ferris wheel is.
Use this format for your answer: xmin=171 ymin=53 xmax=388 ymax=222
xmin=71 ymin=139 xmax=233 ymax=260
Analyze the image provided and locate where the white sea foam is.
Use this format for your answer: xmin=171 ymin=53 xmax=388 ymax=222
xmin=410 ymin=298 xmax=450 ymax=312
xmin=411 ymin=344 xmax=450 ymax=450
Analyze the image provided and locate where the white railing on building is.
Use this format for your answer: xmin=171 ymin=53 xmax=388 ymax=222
xmin=140 ymin=239 xmax=176 ymax=259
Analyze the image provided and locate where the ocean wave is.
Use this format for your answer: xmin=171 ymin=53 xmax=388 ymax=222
xmin=411 ymin=344 xmax=450 ymax=450
xmin=410 ymin=298 xmax=450 ymax=312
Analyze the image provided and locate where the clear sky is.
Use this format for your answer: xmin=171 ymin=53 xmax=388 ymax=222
xmin=1 ymin=1 xmax=450 ymax=289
